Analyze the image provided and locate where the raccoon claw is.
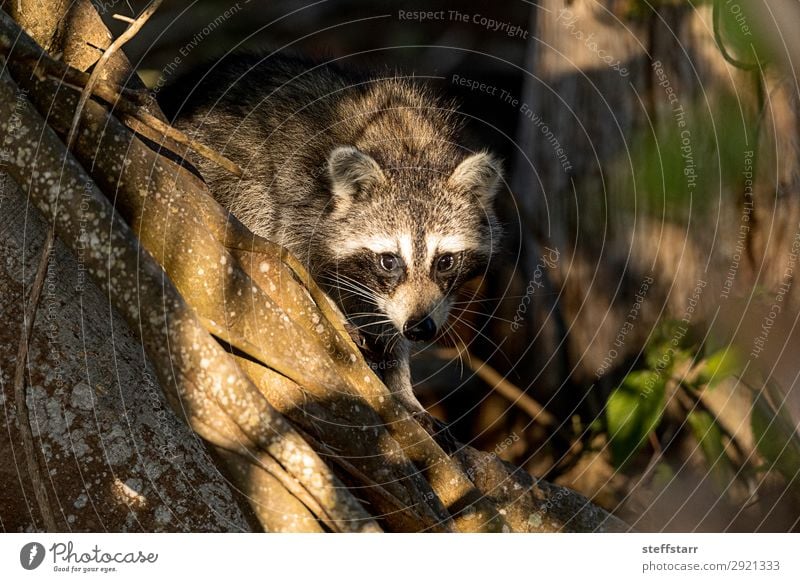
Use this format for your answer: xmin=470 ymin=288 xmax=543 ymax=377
xmin=412 ymin=411 xmax=459 ymax=454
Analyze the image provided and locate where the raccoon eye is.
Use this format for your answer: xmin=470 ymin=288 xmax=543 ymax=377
xmin=379 ymin=253 xmax=401 ymax=272
xmin=436 ymin=253 xmax=456 ymax=273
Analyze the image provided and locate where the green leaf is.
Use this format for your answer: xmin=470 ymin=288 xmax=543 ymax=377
xmin=751 ymin=391 xmax=800 ymax=489
xmin=696 ymin=347 xmax=743 ymax=388
xmin=687 ymin=410 xmax=732 ymax=489
xmin=606 ymin=370 xmax=666 ymax=468
xmin=643 ymin=320 xmax=692 ymax=373
xmin=643 ymin=343 xmax=675 ymax=377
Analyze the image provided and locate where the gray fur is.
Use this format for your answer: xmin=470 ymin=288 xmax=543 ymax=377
xmin=161 ymin=53 xmax=502 ymax=413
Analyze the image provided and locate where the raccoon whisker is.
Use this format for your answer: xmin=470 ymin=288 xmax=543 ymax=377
xmin=460 ymin=328 xmax=506 ymax=357
xmin=319 ymin=275 xmax=382 ymax=303
xmin=451 ymin=306 xmax=505 ymax=316
xmin=324 ymin=271 xmax=376 ymax=292
xmin=329 ymin=292 xmax=376 ymax=308
xmin=452 ymin=291 xmax=563 ymax=303
xmin=349 ymin=318 xmax=396 ymax=329
xmin=441 ymin=326 xmax=467 ymax=380
xmin=351 ymin=319 xmax=396 ymax=331
xmin=452 ymin=331 xmax=471 ymax=381
xmin=320 ymin=276 xmax=368 ymax=292
xmin=385 ymin=330 xmax=404 ymax=355
xmin=446 ymin=317 xmax=512 ymax=367
xmin=346 ymin=311 xmax=392 ymax=318
xmin=318 ymin=279 xmax=376 ymax=303
xmin=317 ymin=274 xmax=370 ymax=292
xmin=338 ymin=280 xmax=382 ymax=300
xmin=453 ymin=287 xmax=488 ymax=302
xmin=451 ymin=307 xmax=515 ymax=324
xmin=450 ymin=295 xmax=528 ymax=305
xmin=328 ymin=288 xmax=374 ymax=303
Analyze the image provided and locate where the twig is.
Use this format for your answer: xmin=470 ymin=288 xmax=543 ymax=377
xmin=0 ymin=46 xmax=151 ymax=105
xmin=12 ymin=229 xmax=57 ymax=532
xmin=435 ymin=347 xmax=556 ymax=427
xmin=625 ymin=432 xmax=666 ymax=496
xmin=120 ymin=111 xmax=243 ymax=177
xmin=675 ymin=382 xmax=753 ymax=468
xmin=111 ymin=14 xmax=136 ymax=24
xmin=66 ymin=0 xmax=163 ymax=149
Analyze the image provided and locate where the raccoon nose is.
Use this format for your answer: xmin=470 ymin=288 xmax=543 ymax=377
xmin=403 ymin=316 xmax=437 ymax=342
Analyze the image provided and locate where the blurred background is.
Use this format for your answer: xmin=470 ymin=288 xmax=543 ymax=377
xmin=103 ymin=0 xmax=800 ymax=531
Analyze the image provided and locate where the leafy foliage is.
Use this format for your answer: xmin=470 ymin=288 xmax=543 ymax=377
xmin=607 ymin=370 xmax=666 ymax=467
xmin=694 ymin=346 xmax=743 ymax=389
xmin=605 ymin=320 xmax=741 ymax=471
xmin=687 ymin=410 xmax=732 ymax=489
xmin=751 ymin=386 xmax=800 ymax=489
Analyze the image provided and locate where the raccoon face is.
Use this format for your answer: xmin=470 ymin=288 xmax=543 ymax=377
xmin=317 ymin=146 xmax=502 ymax=351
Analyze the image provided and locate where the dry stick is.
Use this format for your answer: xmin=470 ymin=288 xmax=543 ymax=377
xmin=111 ymin=14 xmax=136 ymax=24
xmin=11 ymin=232 xmax=58 ymax=532
xmin=120 ymin=111 xmax=244 ymax=177
xmin=65 ymin=0 xmax=163 ymax=149
xmin=677 ymin=380 xmax=752 ymax=466
xmin=436 ymin=347 xmax=557 ymax=427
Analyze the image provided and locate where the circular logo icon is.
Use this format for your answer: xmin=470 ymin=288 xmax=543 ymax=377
xmin=20 ymin=542 xmax=46 ymax=570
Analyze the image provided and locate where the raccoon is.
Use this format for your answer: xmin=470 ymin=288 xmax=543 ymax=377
xmin=160 ymin=53 xmax=502 ymax=415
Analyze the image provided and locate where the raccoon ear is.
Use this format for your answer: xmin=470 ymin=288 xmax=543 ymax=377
xmin=448 ymin=152 xmax=503 ymax=205
xmin=327 ymin=146 xmax=385 ymax=209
